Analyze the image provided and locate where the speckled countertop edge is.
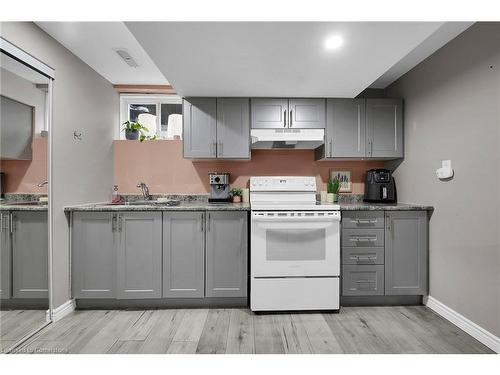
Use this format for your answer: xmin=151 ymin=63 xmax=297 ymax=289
xmin=0 ymin=204 xmax=48 ymax=211
xmin=64 ymin=202 xmax=251 ymax=212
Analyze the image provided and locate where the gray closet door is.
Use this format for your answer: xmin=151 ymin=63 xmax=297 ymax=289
xmin=0 ymin=212 xmax=11 ymax=299
xmin=216 ymin=98 xmax=250 ymax=159
xmin=163 ymin=212 xmax=205 ymax=298
xmin=72 ymin=212 xmax=116 ymax=299
xmin=385 ymin=211 xmax=428 ymax=295
xmin=206 ymin=211 xmax=247 ymax=298
xmin=366 ymin=99 xmax=403 ymax=158
xmin=289 ymin=99 xmax=326 ymax=129
xmin=12 ymin=211 xmax=48 ymax=299
xmin=326 ymin=99 xmax=366 ymax=157
xmin=183 ymin=98 xmax=217 ymax=158
xmin=117 ymin=212 xmax=162 ymax=299
xmin=250 ymin=98 xmax=288 ymax=129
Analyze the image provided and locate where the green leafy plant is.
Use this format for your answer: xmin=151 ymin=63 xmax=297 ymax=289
xmin=327 ymin=178 xmax=341 ymax=194
xmin=121 ymin=121 xmax=156 ymax=142
xmin=230 ymin=187 xmax=243 ymax=197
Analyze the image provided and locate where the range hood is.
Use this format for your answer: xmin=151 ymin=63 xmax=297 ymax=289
xmin=251 ymin=128 xmax=324 ymax=150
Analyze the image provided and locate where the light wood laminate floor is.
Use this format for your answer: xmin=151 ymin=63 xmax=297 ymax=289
xmin=12 ymin=306 xmax=494 ymax=354
xmin=1 ymin=310 xmax=47 ymax=352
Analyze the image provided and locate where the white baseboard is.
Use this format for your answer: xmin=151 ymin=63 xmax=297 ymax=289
xmin=425 ymin=295 xmax=500 ymax=353
xmin=46 ymin=299 xmax=76 ymax=323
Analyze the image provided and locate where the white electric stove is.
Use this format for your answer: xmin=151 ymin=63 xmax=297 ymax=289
xmin=250 ymin=176 xmax=341 ymax=311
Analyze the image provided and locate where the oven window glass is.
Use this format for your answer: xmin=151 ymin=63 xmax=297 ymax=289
xmin=266 ymin=229 xmax=326 ymax=261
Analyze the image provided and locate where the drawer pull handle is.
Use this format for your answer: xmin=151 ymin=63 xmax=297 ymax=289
xmin=352 ymin=219 xmax=377 ymax=224
xmin=356 ymin=280 xmax=375 ymax=284
xmin=350 ymin=236 xmax=377 ymax=242
xmin=350 ymin=255 xmax=376 ymax=262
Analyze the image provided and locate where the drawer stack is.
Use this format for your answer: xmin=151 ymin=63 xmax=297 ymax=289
xmin=341 ymin=211 xmax=385 ymax=296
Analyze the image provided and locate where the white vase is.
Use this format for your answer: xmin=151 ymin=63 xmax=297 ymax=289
xmin=326 ymin=193 xmax=334 ymax=203
xmin=320 ymin=191 xmax=328 ymax=202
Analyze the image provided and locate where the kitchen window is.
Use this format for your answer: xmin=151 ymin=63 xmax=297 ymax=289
xmin=119 ymin=94 xmax=182 ymax=140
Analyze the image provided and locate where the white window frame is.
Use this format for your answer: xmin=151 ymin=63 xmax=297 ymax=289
xmin=119 ymin=94 xmax=182 ymax=140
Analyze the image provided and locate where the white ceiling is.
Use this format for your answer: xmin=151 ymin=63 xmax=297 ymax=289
xmin=36 ymin=22 xmax=168 ymax=85
xmin=126 ymin=22 xmax=472 ymax=97
xmin=35 ymin=22 xmax=472 ymax=96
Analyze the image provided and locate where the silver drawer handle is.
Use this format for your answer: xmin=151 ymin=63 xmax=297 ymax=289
xmin=350 ymin=236 xmax=377 ymax=242
xmin=350 ymin=255 xmax=376 ymax=261
xmin=352 ymin=219 xmax=377 ymax=224
xmin=356 ymin=280 xmax=375 ymax=284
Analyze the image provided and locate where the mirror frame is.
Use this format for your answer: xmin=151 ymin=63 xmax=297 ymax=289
xmin=1 ymin=37 xmax=55 ymax=352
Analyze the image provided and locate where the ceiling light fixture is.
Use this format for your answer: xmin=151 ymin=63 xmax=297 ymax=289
xmin=115 ymin=49 xmax=139 ymax=68
xmin=324 ymin=35 xmax=343 ymax=51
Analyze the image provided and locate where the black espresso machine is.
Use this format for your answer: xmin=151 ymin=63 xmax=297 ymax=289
xmin=364 ymin=169 xmax=397 ymax=203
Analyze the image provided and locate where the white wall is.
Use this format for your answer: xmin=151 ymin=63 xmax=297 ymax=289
xmin=0 ymin=22 xmax=119 ymax=308
xmin=387 ymin=22 xmax=500 ymax=337
xmin=0 ymin=68 xmax=46 ymax=135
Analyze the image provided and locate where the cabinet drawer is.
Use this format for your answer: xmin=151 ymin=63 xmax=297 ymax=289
xmin=342 ymin=265 xmax=384 ymax=296
xmin=342 ymin=211 xmax=384 ymax=229
xmin=342 ymin=247 xmax=384 ymax=265
xmin=342 ymin=229 xmax=384 ymax=247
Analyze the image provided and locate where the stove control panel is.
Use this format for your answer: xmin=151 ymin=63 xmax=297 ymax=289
xmin=250 ymin=176 xmax=317 ymax=192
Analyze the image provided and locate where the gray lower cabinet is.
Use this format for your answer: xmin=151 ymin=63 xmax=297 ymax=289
xmin=250 ymin=98 xmax=288 ymax=129
xmin=72 ymin=212 xmax=116 ymax=299
xmin=325 ymin=99 xmax=366 ymax=158
xmin=342 ymin=265 xmax=384 ymax=296
xmin=205 ymin=211 xmax=247 ymax=298
xmin=117 ymin=212 xmax=162 ymax=299
xmin=0 ymin=212 xmax=11 ymax=299
xmin=385 ymin=211 xmax=428 ymax=295
xmin=288 ymin=99 xmax=325 ymax=129
xmin=366 ymin=99 xmax=403 ymax=158
xmin=163 ymin=212 xmax=205 ymax=298
xmin=216 ymin=98 xmax=250 ymax=159
xmin=12 ymin=211 xmax=48 ymax=299
xmin=183 ymin=98 xmax=217 ymax=158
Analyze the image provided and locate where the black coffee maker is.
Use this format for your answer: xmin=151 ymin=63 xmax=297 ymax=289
xmin=363 ymin=169 xmax=397 ymax=203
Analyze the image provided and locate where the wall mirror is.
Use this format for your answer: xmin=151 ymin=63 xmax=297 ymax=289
xmin=0 ymin=38 xmax=53 ymax=353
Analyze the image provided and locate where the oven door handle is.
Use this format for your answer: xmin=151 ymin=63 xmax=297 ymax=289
xmin=252 ymin=216 xmax=340 ymax=222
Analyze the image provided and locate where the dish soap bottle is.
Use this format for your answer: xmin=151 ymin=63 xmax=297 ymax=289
xmin=111 ymin=185 xmax=121 ymax=204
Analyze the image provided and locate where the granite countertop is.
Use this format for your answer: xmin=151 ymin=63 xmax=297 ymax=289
xmin=64 ymin=201 xmax=250 ymax=212
xmin=338 ymin=202 xmax=434 ymax=211
xmin=0 ymin=203 xmax=48 ymax=211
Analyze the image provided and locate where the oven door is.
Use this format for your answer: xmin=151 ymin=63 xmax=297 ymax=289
xmin=251 ymin=211 xmax=340 ymax=277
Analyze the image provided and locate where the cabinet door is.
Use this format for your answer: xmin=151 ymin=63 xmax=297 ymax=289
xmin=0 ymin=212 xmax=11 ymax=299
xmin=366 ymin=99 xmax=403 ymax=158
xmin=117 ymin=212 xmax=162 ymax=299
xmin=206 ymin=211 xmax=247 ymax=298
xmin=326 ymin=99 xmax=366 ymax=157
xmin=183 ymin=98 xmax=217 ymax=158
xmin=72 ymin=212 xmax=116 ymax=299
xmin=250 ymin=98 xmax=288 ymax=129
xmin=12 ymin=211 xmax=48 ymax=299
xmin=216 ymin=98 xmax=250 ymax=159
xmin=163 ymin=212 xmax=205 ymax=298
xmin=385 ymin=211 xmax=428 ymax=295
xmin=289 ymin=99 xmax=325 ymax=129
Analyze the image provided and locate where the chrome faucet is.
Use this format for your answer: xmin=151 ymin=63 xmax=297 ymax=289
xmin=37 ymin=181 xmax=48 ymax=187
xmin=136 ymin=182 xmax=152 ymax=200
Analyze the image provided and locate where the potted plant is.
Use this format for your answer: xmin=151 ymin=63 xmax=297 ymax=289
xmin=122 ymin=121 xmax=151 ymax=142
xmin=230 ymin=187 xmax=243 ymax=203
xmin=327 ymin=178 xmax=341 ymax=203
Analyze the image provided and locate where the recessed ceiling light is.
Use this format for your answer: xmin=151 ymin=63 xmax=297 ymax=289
xmin=324 ymin=35 xmax=343 ymax=50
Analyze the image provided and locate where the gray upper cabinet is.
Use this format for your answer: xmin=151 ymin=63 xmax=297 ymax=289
xmin=250 ymin=98 xmax=288 ymax=129
xmin=206 ymin=211 xmax=248 ymax=298
xmin=183 ymin=98 xmax=217 ymax=158
xmin=216 ymin=98 xmax=250 ymax=159
xmin=117 ymin=212 xmax=162 ymax=299
xmin=163 ymin=212 xmax=205 ymax=298
xmin=12 ymin=211 xmax=48 ymax=299
xmin=72 ymin=212 xmax=116 ymax=299
xmin=385 ymin=211 xmax=428 ymax=295
xmin=288 ymin=99 xmax=325 ymax=129
xmin=0 ymin=212 xmax=11 ymax=299
xmin=366 ymin=99 xmax=403 ymax=158
xmin=325 ymin=99 xmax=366 ymax=158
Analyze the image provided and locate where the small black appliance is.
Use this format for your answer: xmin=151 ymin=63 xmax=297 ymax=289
xmin=363 ymin=169 xmax=397 ymax=203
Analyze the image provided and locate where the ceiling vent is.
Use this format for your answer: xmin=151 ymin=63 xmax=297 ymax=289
xmin=115 ymin=49 xmax=139 ymax=68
